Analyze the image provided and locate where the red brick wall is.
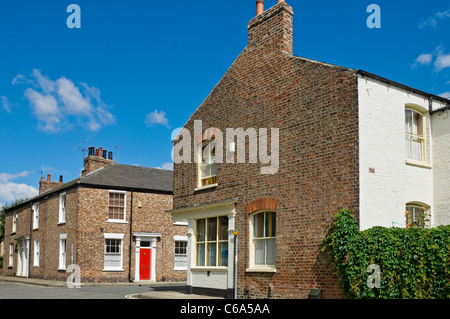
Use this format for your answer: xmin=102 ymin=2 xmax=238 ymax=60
xmin=173 ymin=3 xmax=359 ymax=299
xmin=3 ymin=186 xmax=185 ymax=283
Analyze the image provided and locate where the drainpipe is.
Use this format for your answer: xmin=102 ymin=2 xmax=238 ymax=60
xmin=128 ymin=189 xmax=134 ymax=282
xmin=233 ymin=230 xmax=239 ymax=299
xmin=128 ymin=189 xmax=133 ymax=282
xmin=28 ymin=203 xmax=33 ymax=278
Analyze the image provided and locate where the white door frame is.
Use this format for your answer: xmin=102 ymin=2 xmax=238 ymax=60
xmin=133 ymin=233 xmax=161 ymax=282
xmin=16 ymin=237 xmax=30 ymax=277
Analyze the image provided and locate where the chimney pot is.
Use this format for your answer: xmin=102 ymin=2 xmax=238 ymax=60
xmin=41 ymin=176 xmax=45 ymax=181
xmin=47 ymin=174 xmax=51 ymax=182
xmin=102 ymin=150 xmax=107 ymax=159
xmin=97 ymin=147 xmax=103 ymax=157
xmin=277 ymin=0 xmax=285 ymax=3
xmin=88 ymin=146 xmax=95 ymax=156
xmin=256 ymin=0 xmax=264 ymax=15
xmin=59 ymin=175 xmax=63 ymax=183
xmin=108 ymin=151 xmax=113 ymax=160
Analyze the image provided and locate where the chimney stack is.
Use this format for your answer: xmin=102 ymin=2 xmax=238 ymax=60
xmin=248 ymin=0 xmax=294 ymax=54
xmin=81 ymin=146 xmax=116 ymax=176
xmin=256 ymin=0 xmax=264 ymax=15
xmin=39 ymin=173 xmax=64 ymax=194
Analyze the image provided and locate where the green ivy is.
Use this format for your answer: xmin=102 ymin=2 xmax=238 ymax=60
xmin=322 ymin=209 xmax=450 ymax=299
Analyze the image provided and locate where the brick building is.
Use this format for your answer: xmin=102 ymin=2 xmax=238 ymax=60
xmin=168 ymin=1 xmax=450 ymax=299
xmin=3 ymin=147 xmax=187 ymax=283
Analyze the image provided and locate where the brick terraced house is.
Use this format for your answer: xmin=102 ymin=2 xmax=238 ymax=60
xmin=168 ymin=1 xmax=450 ymax=298
xmin=3 ymin=147 xmax=187 ymax=283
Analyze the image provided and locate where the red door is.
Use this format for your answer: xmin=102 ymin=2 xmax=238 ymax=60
xmin=139 ymin=249 xmax=151 ymax=280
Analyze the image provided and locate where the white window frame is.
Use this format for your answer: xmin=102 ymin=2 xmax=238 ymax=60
xmin=33 ymin=239 xmax=40 ymax=267
xmin=33 ymin=203 xmax=40 ymax=230
xmin=406 ymin=204 xmax=431 ymax=229
xmin=12 ymin=213 xmax=17 ymax=234
xmin=247 ymin=211 xmax=276 ymax=273
xmin=174 ymin=236 xmax=188 ymax=270
xmin=103 ymin=233 xmax=124 ymax=271
xmin=9 ymin=243 xmax=14 ymax=267
xmin=195 ymin=216 xmax=228 ymax=268
xmin=58 ymin=234 xmax=67 ymax=270
xmin=405 ymin=108 xmax=425 ymax=163
xmin=197 ymin=139 xmax=218 ymax=189
xmin=58 ymin=192 xmax=66 ymax=225
xmin=107 ymin=190 xmax=127 ymax=223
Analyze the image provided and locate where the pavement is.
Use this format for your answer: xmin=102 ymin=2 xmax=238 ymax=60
xmin=0 ymin=275 xmax=224 ymax=299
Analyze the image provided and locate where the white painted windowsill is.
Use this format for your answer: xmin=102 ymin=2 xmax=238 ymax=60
xmin=405 ymin=159 xmax=432 ymax=169
xmin=246 ymin=267 xmax=277 ymax=273
xmin=194 ymin=184 xmax=218 ymax=192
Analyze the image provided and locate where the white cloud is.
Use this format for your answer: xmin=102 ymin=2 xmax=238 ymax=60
xmin=11 ymin=73 xmax=33 ymax=86
xmin=145 ymin=110 xmax=169 ymax=127
xmin=439 ymin=92 xmax=450 ymax=98
xmin=161 ymin=162 xmax=173 ymax=170
xmin=32 ymin=69 xmax=55 ymax=93
xmin=420 ymin=9 xmax=450 ymax=28
xmin=434 ymin=52 xmax=450 ymax=71
xmin=154 ymin=162 xmax=173 ymax=170
xmin=17 ymin=69 xmax=115 ymax=133
xmin=1 ymin=95 xmax=11 ymax=113
xmin=0 ymin=171 xmax=38 ymax=205
xmin=24 ymin=88 xmax=61 ymax=133
xmin=415 ymin=53 xmax=433 ymax=65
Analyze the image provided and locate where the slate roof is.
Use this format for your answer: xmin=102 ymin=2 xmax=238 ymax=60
xmin=5 ymin=164 xmax=173 ymax=212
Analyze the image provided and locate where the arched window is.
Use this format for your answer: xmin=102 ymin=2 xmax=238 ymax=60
xmin=199 ymin=139 xmax=217 ymax=187
xmin=250 ymin=211 xmax=276 ymax=267
xmin=405 ymin=203 xmax=430 ymax=228
xmin=405 ymin=109 xmax=425 ymax=162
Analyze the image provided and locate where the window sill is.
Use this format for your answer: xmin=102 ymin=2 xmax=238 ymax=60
xmin=191 ymin=266 xmax=228 ymax=272
xmin=57 ymin=267 xmax=67 ymax=271
xmin=106 ymin=220 xmax=128 ymax=224
xmin=246 ymin=267 xmax=276 ymax=273
xmin=174 ymin=267 xmax=188 ymax=271
xmin=194 ymin=183 xmax=218 ymax=192
xmin=405 ymin=160 xmax=432 ymax=169
xmin=57 ymin=222 xmax=66 ymax=226
xmin=102 ymin=268 xmax=125 ymax=272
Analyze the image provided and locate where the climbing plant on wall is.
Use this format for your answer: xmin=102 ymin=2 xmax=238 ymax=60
xmin=322 ymin=209 xmax=450 ymax=299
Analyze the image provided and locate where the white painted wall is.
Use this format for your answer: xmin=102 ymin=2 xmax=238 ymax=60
xmin=358 ymin=75 xmax=440 ymax=230
xmin=171 ymin=201 xmax=237 ymax=293
xmin=431 ymin=108 xmax=450 ymax=226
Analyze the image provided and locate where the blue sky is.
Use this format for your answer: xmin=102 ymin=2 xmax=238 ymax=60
xmin=0 ymin=0 xmax=449 ymax=207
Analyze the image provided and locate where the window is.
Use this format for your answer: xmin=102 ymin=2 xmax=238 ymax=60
xmin=33 ymin=203 xmax=39 ymax=229
xmin=405 ymin=109 xmax=425 ymax=162
xmin=58 ymin=193 xmax=66 ymax=224
xmin=199 ymin=140 xmax=217 ymax=187
xmin=406 ymin=204 xmax=430 ymax=228
xmin=108 ymin=191 xmax=126 ymax=221
xmin=9 ymin=244 xmax=14 ymax=267
xmin=251 ymin=211 xmax=276 ymax=267
xmin=34 ymin=240 xmax=40 ymax=267
xmin=12 ymin=213 xmax=17 ymax=234
xmin=196 ymin=216 xmax=228 ymax=267
xmin=59 ymin=234 xmax=67 ymax=270
xmin=104 ymin=234 xmax=124 ymax=271
xmin=174 ymin=237 xmax=188 ymax=270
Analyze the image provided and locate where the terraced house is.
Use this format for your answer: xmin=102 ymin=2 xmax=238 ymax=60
xmin=3 ymin=147 xmax=187 ymax=283
xmin=168 ymin=1 xmax=450 ymax=299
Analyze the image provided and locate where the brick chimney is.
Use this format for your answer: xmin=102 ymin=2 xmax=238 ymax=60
xmin=39 ymin=174 xmax=64 ymax=194
xmin=81 ymin=146 xmax=115 ymax=176
xmin=248 ymin=0 xmax=294 ymax=54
